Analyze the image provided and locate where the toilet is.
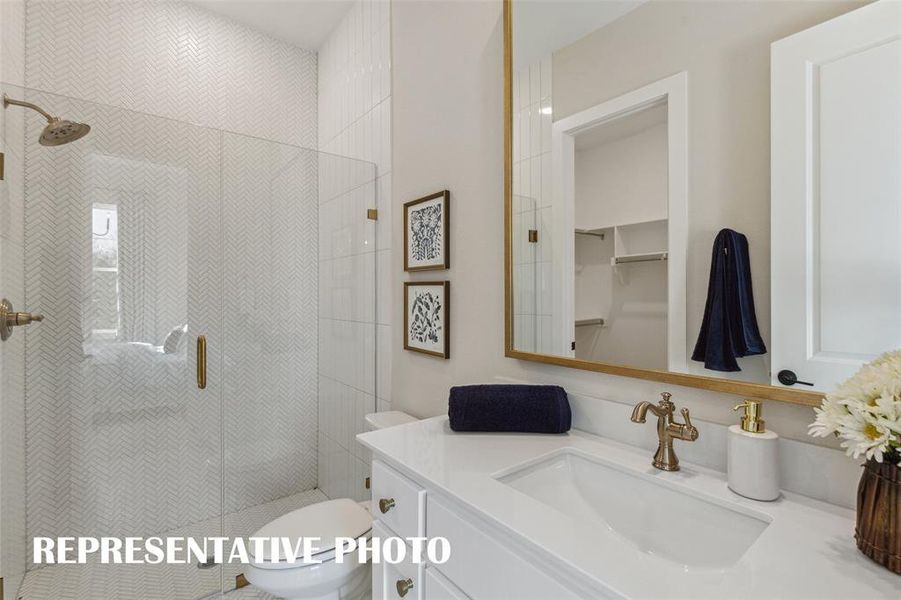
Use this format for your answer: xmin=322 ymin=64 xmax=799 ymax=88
xmin=245 ymin=411 xmax=418 ymax=600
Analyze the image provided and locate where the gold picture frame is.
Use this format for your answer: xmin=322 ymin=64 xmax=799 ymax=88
xmin=404 ymin=190 xmax=450 ymax=272
xmin=404 ymin=281 xmax=450 ymax=359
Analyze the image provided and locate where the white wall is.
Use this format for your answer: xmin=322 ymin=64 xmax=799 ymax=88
xmin=574 ymin=123 xmax=667 ymax=229
xmin=390 ymin=0 xmax=859 ymax=499
xmin=317 ymin=0 xmax=392 ymax=501
xmin=0 ymin=1 xmax=27 ymax=596
xmin=574 ymin=237 xmax=667 ymax=370
xmin=573 ymin=121 xmax=668 ymax=368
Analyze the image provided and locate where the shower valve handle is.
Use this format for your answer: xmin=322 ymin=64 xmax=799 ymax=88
xmin=8 ymin=311 xmax=43 ymax=326
xmin=0 ymin=298 xmax=43 ymax=341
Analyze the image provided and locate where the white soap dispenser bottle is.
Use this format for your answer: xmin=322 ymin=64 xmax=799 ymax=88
xmin=727 ymin=400 xmax=780 ymax=501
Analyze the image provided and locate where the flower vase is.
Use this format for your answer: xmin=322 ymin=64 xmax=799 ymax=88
xmin=856 ymin=459 xmax=901 ymax=574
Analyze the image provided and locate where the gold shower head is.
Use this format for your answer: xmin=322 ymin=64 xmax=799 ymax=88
xmin=3 ymin=94 xmax=91 ymax=146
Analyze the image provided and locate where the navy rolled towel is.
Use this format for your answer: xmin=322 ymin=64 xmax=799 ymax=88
xmin=448 ymin=385 xmax=571 ymax=434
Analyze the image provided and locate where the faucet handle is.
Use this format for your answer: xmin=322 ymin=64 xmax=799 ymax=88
xmin=659 ymin=391 xmax=674 ymax=410
xmin=680 ymin=407 xmax=699 ymax=441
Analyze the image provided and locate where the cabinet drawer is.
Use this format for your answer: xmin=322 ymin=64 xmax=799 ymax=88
xmin=427 ymin=496 xmax=582 ymax=600
xmin=425 ymin=567 xmax=470 ymax=600
xmin=372 ymin=460 xmax=426 ymax=539
xmin=373 ymin=521 xmax=424 ymax=600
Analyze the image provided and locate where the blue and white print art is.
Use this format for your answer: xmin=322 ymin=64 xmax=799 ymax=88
xmin=404 ymin=190 xmax=449 ymax=271
xmin=404 ymin=282 xmax=450 ymax=358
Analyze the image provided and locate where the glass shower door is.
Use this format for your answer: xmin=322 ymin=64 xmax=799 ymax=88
xmin=17 ymin=86 xmax=223 ymax=599
xmin=217 ymin=133 xmax=378 ymax=592
xmin=5 ymin=84 xmax=377 ymax=599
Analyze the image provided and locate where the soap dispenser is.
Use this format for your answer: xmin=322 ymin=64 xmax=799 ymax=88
xmin=727 ymin=400 xmax=780 ymax=501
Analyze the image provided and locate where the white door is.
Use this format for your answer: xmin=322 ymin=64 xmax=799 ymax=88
xmin=771 ymin=0 xmax=901 ymax=392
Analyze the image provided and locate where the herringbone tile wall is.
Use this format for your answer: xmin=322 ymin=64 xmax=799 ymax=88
xmin=0 ymin=3 xmax=28 ymax=598
xmin=18 ymin=0 xmax=336 ymax=585
xmin=24 ymin=0 xmax=318 ymax=148
xmin=3 ymin=3 xmax=380 ymax=597
xmin=221 ymin=134 xmax=321 ymax=513
xmin=17 ymin=86 xmax=374 ymax=594
xmin=23 ymin=90 xmax=224 ymax=570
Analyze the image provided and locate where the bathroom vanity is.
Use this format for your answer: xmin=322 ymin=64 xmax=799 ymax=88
xmin=358 ymin=417 xmax=899 ymax=599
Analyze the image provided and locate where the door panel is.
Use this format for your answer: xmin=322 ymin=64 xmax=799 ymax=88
xmin=20 ymin=88 xmax=223 ymax=598
xmin=771 ymin=0 xmax=901 ymax=391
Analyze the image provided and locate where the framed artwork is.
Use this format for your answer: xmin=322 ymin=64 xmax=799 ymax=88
xmin=404 ymin=281 xmax=450 ymax=359
xmin=404 ymin=190 xmax=450 ymax=271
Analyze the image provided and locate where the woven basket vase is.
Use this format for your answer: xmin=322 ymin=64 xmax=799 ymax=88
xmin=855 ymin=459 xmax=901 ymax=574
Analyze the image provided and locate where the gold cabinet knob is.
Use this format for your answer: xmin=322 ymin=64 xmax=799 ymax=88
xmin=395 ymin=578 xmax=414 ymax=598
xmin=379 ymin=497 xmax=396 ymax=514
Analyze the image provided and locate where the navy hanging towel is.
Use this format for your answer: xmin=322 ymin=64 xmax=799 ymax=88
xmin=691 ymin=229 xmax=766 ymax=372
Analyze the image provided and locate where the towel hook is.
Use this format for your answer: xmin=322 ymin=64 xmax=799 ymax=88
xmin=93 ymin=217 xmax=110 ymax=238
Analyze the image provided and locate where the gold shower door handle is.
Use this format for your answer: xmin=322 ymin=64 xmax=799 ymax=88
xmin=196 ymin=335 xmax=207 ymax=389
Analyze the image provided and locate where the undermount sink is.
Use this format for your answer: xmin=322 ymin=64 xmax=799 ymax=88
xmin=496 ymin=449 xmax=770 ymax=569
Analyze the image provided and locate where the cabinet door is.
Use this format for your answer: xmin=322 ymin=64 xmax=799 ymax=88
xmin=372 ymin=521 xmax=424 ymax=600
xmin=771 ymin=0 xmax=901 ymax=391
xmin=425 ymin=568 xmax=470 ymax=600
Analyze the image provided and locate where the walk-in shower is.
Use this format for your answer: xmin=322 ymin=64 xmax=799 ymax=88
xmin=0 ymin=84 xmax=378 ymax=599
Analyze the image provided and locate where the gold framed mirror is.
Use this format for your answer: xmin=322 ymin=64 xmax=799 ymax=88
xmin=503 ymin=0 xmax=894 ymax=407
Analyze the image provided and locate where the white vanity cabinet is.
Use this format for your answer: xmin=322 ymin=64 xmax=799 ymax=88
xmin=369 ymin=459 xmax=591 ymax=600
xmin=371 ymin=460 xmax=426 ymax=539
xmin=359 ymin=417 xmax=900 ymax=599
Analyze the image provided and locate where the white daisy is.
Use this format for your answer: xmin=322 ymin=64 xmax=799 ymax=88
xmin=810 ymin=349 xmax=901 ymax=463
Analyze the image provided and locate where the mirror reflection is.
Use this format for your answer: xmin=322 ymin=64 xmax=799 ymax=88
xmin=509 ymin=0 xmax=900 ymax=394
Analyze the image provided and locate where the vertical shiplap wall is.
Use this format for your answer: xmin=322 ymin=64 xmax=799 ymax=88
xmin=317 ymin=0 xmax=392 ymax=500
xmin=0 ymin=0 xmax=27 ymax=596
xmin=511 ymin=56 xmax=553 ymax=354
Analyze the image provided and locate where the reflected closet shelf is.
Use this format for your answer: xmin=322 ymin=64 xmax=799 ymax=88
xmin=575 ymin=318 xmax=606 ymax=327
xmin=611 ymin=251 xmax=668 ymax=265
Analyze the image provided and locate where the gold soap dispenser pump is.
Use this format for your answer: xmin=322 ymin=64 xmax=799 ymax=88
xmin=727 ymin=400 xmax=780 ymax=501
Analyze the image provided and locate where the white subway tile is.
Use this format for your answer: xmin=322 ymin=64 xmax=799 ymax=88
xmin=376 ymin=174 xmax=392 ymax=250
xmin=376 ymin=323 xmax=392 ymax=402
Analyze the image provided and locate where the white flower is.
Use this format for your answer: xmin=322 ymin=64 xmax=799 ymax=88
xmin=836 ymin=410 xmax=893 ymax=462
xmin=809 ymin=350 xmax=901 ymax=462
xmin=809 ymin=396 xmax=848 ymax=438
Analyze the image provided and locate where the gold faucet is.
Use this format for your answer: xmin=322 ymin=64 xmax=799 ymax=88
xmin=630 ymin=392 xmax=699 ymax=471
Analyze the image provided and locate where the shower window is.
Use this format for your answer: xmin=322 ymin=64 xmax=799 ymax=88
xmin=90 ymin=203 xmax=120 ymax=340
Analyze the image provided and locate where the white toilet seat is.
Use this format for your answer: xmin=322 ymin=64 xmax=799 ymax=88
xmin=244 ymin=498 xmax=373 ymax=600
xmin=248 ymin=529 xmax=371 ymax=570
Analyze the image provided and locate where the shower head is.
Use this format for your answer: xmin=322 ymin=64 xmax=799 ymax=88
xmin=39 ymin=117 xmax=91 ymax=146
xmin=3 ymin=94 xmax=91 ymax=146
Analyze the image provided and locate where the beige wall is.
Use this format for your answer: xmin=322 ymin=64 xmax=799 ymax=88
xmin=390 ymin=0 xmax=856 ymax=448
xmin=575 ymin=123 xmax=667 ymax=229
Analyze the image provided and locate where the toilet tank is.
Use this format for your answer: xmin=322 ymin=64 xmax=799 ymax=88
xmin=364 ymin=411 xmax=417 ymax=431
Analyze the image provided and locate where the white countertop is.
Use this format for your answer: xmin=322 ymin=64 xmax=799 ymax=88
xmin=357 ymin=416 xmax=900 ymax=599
